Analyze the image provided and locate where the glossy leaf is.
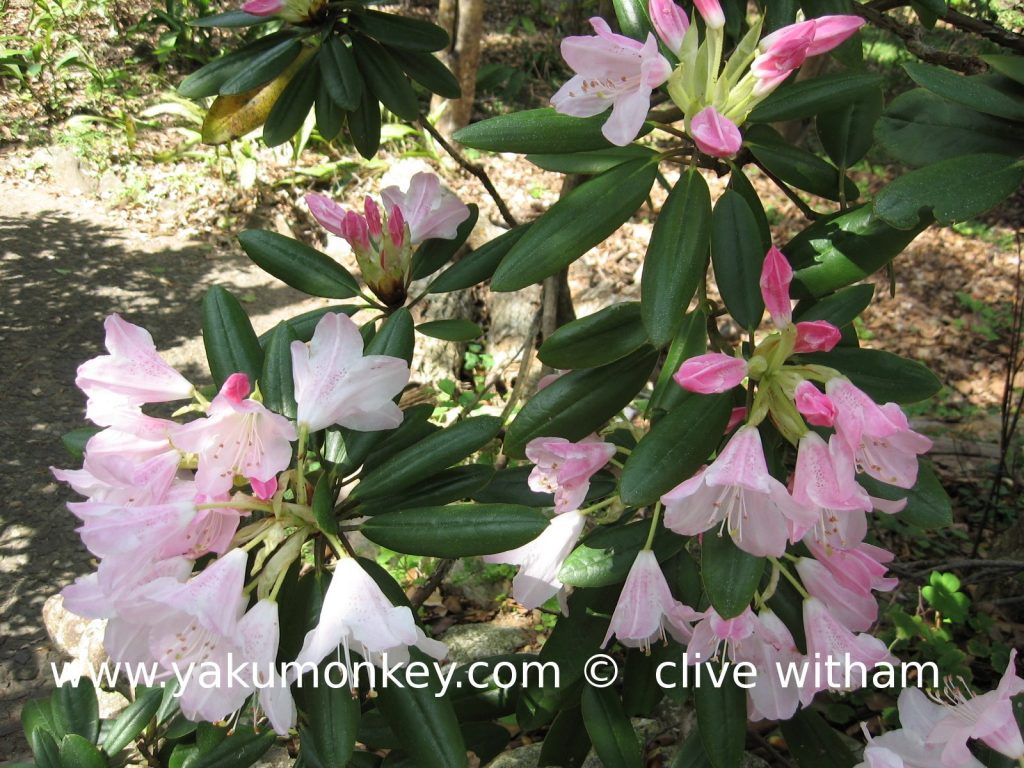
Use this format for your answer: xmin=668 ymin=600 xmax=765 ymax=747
xmin=816 ymin=86 xmax=883 ymax=169
xmin=320 ymin=34 xmax=362 ymax=111
xmin=298 ymin=665 xmax=360 ymax=768
xmin=581 ymin=686 xmax=643 ymax=768
xmin=219 ymin=37 xmax=302 ymax=96
xmin=748 ymin=71 xmax=883 ymax=123
xmin=492 ymin=159 xmax=656 ymax=291
xmin=527 ymin=145 xmax=657 ymax=175
xmin=179 ymin=32 xmax=295 ymax=98
xmin=780 ymin=709 xmax=858 ymax=768
xmin=982 ymin=54 xmax=1024 ymax=87
xmin=348 ymin=84 xmax=382 ymax=159
xmin=642 ymin=170 xmax=712 ymax=347
xmin=793 ymin=284 xmax=874 ymax=328
xmin=201 ymin=286 xmax=264 ymax=388
xmin=356 ymin=465 xmax=495 ymax=516
xmin=612 ymin=0 xmax=655 ymax=41
xmin=389 ymin=47 xmax=461 ymax=99
xmin=504 ymin=347 xmax=658 ymax=458
xmin=619 ymin=392 xmax=732 ymax=506
xmin=859 ymin=461 xmax=952 ymax=529
xmin=102 ymin=687 xmax=162 ymax=755
xmin=352 ymin=35 xmax=419 ymax=121
xmin=539 ymin=706 xmax=591 ymax=768
xmin=744 ymin=124 xmax=859 ymax=202
xmin=349 ymin=9 xmax=450 ymax=52
xmin=416 ymin=319 xmax=483 ymax=341
xmin=366 ymin=307 xmax=415 ymax=362
xmin=187 ymin=729 xmax=276 ymax=768
xmin=427 ymin=224 xmax=529 ymax=293
xmin=648 ymin=311 xmax=708 ymax=416
xmin=799 ymin=346 xmax=940 ymax=403
xmin=239 ymin=229 xmax=360 ymax=299
xmin=315 ymin=84 xmax=345 ymax=140
xmin=711 ymin=189 xmax=765 ymax=331
xmin=190 ymin=9 xmax=269 ymax=27
xmin=701 ymin=532 xmax=765 ymax=618
xmin=472 ymin=466 xmax=616 ymax=507
xmin=727 ymin=168 xmax=771 ymax=252
xmin=694 ymin=669 xmax=747 ymax=768
xmin=263 ymin=52 xmax=319 ymax=146
xmin=58 ymin=735 xmax=106 ymax=768
xmin=454 ymin=108 xmax=650 ymax=154
xmin=539 ymin=302 xmax=647 ymax=369
xmin=559 ymin=521 xmax=686 ymax=588
xmin=53 ymin=678 xmax=99 ymax=744
xmin=904 ymin=62 xmax=1024 ymax=121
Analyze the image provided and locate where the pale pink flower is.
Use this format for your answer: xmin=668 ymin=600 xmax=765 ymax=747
xmin=795 ymin=556 xmax=879 ymax=632
xmin=172 ymin=373 xmax=296 ymax=497
xmin=76 ymin=315 xmax=193 ymax=420
xmin=380 ymin=172 xmax=470 ymax=244
xmin=482 ymin=510 xmax=586 ymax=611
xmin=241 ymin=0 xmax=281 ymax=13
xmin=752 ymin=17 xmax=864 ymax=95
xmin=929 ymin=649 xmax=1024 ymax=767
xmin=291 ymin=313 xmax=409 ymax=433
xmin=827 ymin=379 xmax=932 ymax=489
xmin=794 ymin=380 xmax=836 ymax=427
xmin=760 ymin=246 xmax=793 ymax=329
xmin=662 ymin=426 xmax=815 ymax=557
xmin=166 ymin=492 xmax=248 ymax=559
xmin=791 ymin=432 xmax=872 ymax=550
xmin=525 ymin=435 xmax=616 ymax=513
xmin=62 ymin=555 xmax=193 ymax=622
xmin=241 ymin=0 xmax=321 ymax=22
xmin=52 ymin=449 xmax=180 ymax=506
xmin=673 ymin=352 xmax=747 ymax=394
xmin=687 ymin=607 xmax=757 ymax=663
xmin=693 ymin=0 xmax=725 ymax=29
xmin=737 ymin=610 xmax=807 ymax=722
xmin=73 ymin=498 xmax=197 ymax=561
xmin=690 ymin=106 xmax=742 ymax=158
xmin=802 ymin=597 xmax=892 ymax=698
xmin=291 ymin=557 xmax=446 ymax=675
xmin=603 ymin=550 xmax=702 ymax=651
xmin=648 ymin=0 xmax=689 ymax=55
xmin=726 ymin=406 xmax=747 ymax=432
xmin=794 ymin=320 xmax=842 ymax=353
xmin=550 ymin=17 xmax=672 ymax=146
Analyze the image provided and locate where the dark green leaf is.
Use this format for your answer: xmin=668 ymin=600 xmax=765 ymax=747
xmin=711 ymin=189 xmax=765 ymax=330
xmin=648 ymin=312 xmax=707 ymax=417
xmin=669 ymin=729 xmax=714 ymax=768
xmin=61 ymin=427 xmax=99 ymax=461
xmin=904 ymin=62 xmax=1024 ymax=121
xmin=799 ymin=347 xmax=940 ymax=404
xmin=539 ymin=302 xmax=647 ymax=369
xmin=428 ymin=225 xmax=529 ymax=293
xmin=642 ymin=170 xmax=712 ymax=347
xmin=320 ymin=35 xmax=363 ymax=111
xmin=388 ymin=47 xmax=461 ymax=99
xmin=298 ymin=665 xmax=360 ymax=768
xmin=349 ymin=9 xmax=450 ymax=51
xmin=22 ymin=697 xmax=59 ymax=743
xmin=873 ymin=153 xmax=1024 ymax=229
xmin=187 ymin=729 xmax=276 ymax=768
xmin=493 ymin=159 xmax=656 ymax=291
xmin=260 ymin=305 xmax=359 ymax=344
xmin=353 ymin=415 xmax=501 ymax=499
xmin=449 ymin=655 xmax=532 ymax=722
xmin=694 ymin=669 xmax=747 ymax=768
xmin=219 ymin=37 xmax=301 ymax=96
xmin=612 ymin=0 xmax=655 ymax=41
xmin=361 ymin=503 xmax=548 ymax=557
xmin=264 ymin=52 xmax=319 ymax=147
xmin=504 ymin=347 xmax=658 ymax=458
xmin=816 ymin=86 xmax=883 ymax=169
xmin=744 ymin=124 xmax=859 ymax=202
xmin=53 ymin=678 xmax=99 ymax=744
xmin=351 ymin=35 xmax=419 ymax=121
xmin=190 ymin=9 xmax=270 ymax=27
xmin=473 ymin=467 xmax=617 ymax=507
xmin=539 ymin=706 xmax=591 ymax=768
xmin=527 ymin=145 xmax=657 ymax=174
xmin=260 ymin=321 xmax=298 ymax=419
xmin=315 ymin=87 xmax=345 ymax=140
xmin=102 ymin=688 xmax=162 ymax=755
xmin=461 ymin=722 xmax=509 ymax=764
xmin=59 ymin=734 xmax=106 ymax=768
xmin=859 ymin=461 xmax=951 ymax=529
xmin=727 ymin=168 xmax=771 ymax=252
xmin=793 ymin=284 xmax=874 ymax=327
xmin=202 ymin=286 xmax=264 ymax=388
xmin=415 ymin=319 xmax=483 ymax=341
xmin=31 ymin=729 xmax=60 ymax=768
xmin=348 ymin=84 xmax=382 ymax=159
xmin=982 ymin=54 xmax=1024 ymax=87
xmin=619 ymin=392 xmax=732 ymax=506
xmin=453 ymin=108 xmax=650 ymax=154
xmin=581 ymin=686 xmax=643 ymax=768
xmin=749 ymin=71 xmax=883 ymax=123
xmin=239 ymin=229 xmax=360 ymax=299
xmin=701 ymin=532 xmax=765 ymax=618
xmin=357 ymin=465 xmax=495 ymax=515
xmin=411 ymin=204 xmax=479 ymax=280
xmin=178 ymin=32 xmax=294 ymax=98
xmin=366 ymin=307 xmax=415 ymax=363
xmin=559 ymin=521 xmax=685 ymax=588
xmin=780 ymin=708 xmax=858 ymax=768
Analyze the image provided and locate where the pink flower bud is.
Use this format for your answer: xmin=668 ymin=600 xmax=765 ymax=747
xmin=794 ymin=380 xmax=836 ymax=427
xmin=806 ymin=15 xmax=865 ymax=56
xmin=690 ymin=106 xmax=742 ymax=158
xmin=726 ymin=406 xmax=747 ymax=432
xmin=221 ymin=372 xmax=251 ymax=404
xmin=794 ymin=320 xmax=842 ymax=353
xmin=364 ymin=196 xmax=383 ymax=238
xmin=388 ymin=205 xmax=406 ymax=249
xmin=693 ymin=0 xmax=725 ymax=29
xmin=760 ymin=246 xmax=793 ymax=329
xmin=242 ymin=0 xmax=284 ymax=15
xmin=251 ymin=476 xmax=278 ymax=500
xmin=648 ymin=0 xmax=689 ymax=54
xmin=673 ymin=352 xmax=747 ymax=394
xmin=342 ymin=211 xmax=370 ymax=252
xmin=306 ymin=193 xmax=347 ymax=238
xmin=751 ymin=20 xmax=814 ymax=94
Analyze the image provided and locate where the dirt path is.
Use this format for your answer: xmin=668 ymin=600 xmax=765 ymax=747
xmin=0 ymin=177 xmax=322 ymax=757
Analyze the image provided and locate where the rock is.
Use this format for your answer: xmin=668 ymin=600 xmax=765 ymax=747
xmin=446 ymin=559 xmax=511 ymax=609
xmin=486 ymin=743 xmax=541 ymax=768
xmin=39 ymin=145 xmax=97 ymax=195
xmin=97 ymin=689 xmax=129 ymax=719
xmin=41 ymin=594 xmax=108 ymax=676
xmin=253 ymin=746 xmax=293 ymax=768
xmin=441 ymin=623 xmax=530 ymax=663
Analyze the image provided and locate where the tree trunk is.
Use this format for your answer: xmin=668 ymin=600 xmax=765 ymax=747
xmin=432 ymin=0 xmax=487 ymax=135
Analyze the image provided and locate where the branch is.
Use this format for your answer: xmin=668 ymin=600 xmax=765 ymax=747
xmin=410 ymin=558 xmax=456 ymax=609
xmin=855 ymin=4 xmax=988 ymax=73
xmin=419 ymin=117 xmax=519 ymax=228
xmin=867 ymin=0 xmax=1024 ymax=54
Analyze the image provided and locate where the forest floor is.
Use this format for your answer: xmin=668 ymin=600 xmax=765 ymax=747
xmin=1 ymin=0 xmax=1023 ymax=761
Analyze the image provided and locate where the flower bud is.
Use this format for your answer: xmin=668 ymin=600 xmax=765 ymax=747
xmin=693 ymin=0 xmax=725 ymax=29
xmin=674 ymin=352 xmax=747 ymax=394
xmin=794 ymin=321 xmax=842 ymax=353
xmin=794 ymin=380 xmax=836 ymax=427
xmin=690 ymin=106 xmax=742 ymax=158
xmin=648 ymin=0 xmax=690 ymax=54
xmin=760 ymin=246 xmax=793 ymax=329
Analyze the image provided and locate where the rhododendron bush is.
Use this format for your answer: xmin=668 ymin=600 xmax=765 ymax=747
xmin=27 ymin=0 xmax=1024 ymax=765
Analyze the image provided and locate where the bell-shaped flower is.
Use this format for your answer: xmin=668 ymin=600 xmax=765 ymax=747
xmin=165 ymin=492 xmax=249 ymax=559
xmin=802 ymin=597 xmax=892 ymax=698
xmin=690 ymin=106 xmax=742 ymax=158
xmin=172 ymin=373 xmax=296 ymax=497
xmin=795 ymin=556 xmax=879 ymax=632
xmin=525 ymin=434 xmax=616 ymax=513
xmin=674 ymin=352 xmax=748 ymax=394
xmin=482 ymin=510 xmax=586 ymax=611
xmin=648 ymin=0 xmax=689 ymax=55
xmin=662 ymin=426 xmax=815 ymax=557
xmin=693 ymin=0 xmax=725 ymax=29
xmin=805 ymin=539 xmax=897 ymax=592
xmin=794 ymin=380 xmax=836 ymax=428
xmin=603 ymin=550 xmax=702 ymax=651
xmin=73 ymin=497 xmax=197 ymax=561
xmin=738 ymin=610 xmax=807 ymax=722
xmin=291 ymin=313 xmax=409 ymax=433
xmin=380 ymin=172 xmax=470 ymax=244
xmin=76 ymin=315 xmax=193 ymax=420
xmin=687 ymin=607 xmax=757 ymax=663
xmin=62 ymin=555 xmax=193 ymax=622
xmin=551 ymin=17 xmax=672 ymax=146
xmin=760 ymin=246 xmax=793 ymax=329
xmin=291 ymin=557 xmax=446 ymax=676
xmin=827 ymin=378 xmax=932 ymax=489
xmin=53 ymin=448 xmax=180 ymax=506
xmin=794 ymin=320 xmax=842 ymax=353
xmin=928 ymin=649 xmax=1024 ymax=767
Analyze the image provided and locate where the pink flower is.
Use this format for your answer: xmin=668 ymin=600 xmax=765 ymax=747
xmin=673 ymin=352 xmax=747 ymax=394
xmin=72 ymin=497 xmax=197 ymax=561
xmin=794 ymin=320 xmax=842 ymax=353
xmin=929 ymin=650 xmax=1024 ymax=767
xmin=52 ymin=449 xmax=180 ymax=506
xmin=752 ymin=17 xmax=864 ymax=96
xmin=62 ymin=555 xmax=193 ymax=622
xmin=689 ymin=106 xmax=742 ymax=158
xmin=738 ymin=610 xmax=807 ymax=722
xmin=76 ymin=315 xmax=193 ymax=422
xmin=806 ymin=15 xmax=866 ymax=56
xmin=172 ymin=373 xmax=296 ymax=497
xmin=241 ymin=0 xmax=322 ymax=22
xmin=241 ymin=0 xmax=282 ymax=13
xmin=525 ymin=434 xmax=616 ymax=513
xmin=661 ymin=426 xmax=815 ymax=557
xmin=794 ymin=381 xmax=836 ymax=427
xmin=292 ymin=558 xmax=446 ymax=677
xmin=826 ymin=379 xmax=932 ymax=489
xmin=648 ymin=0 xmax=689 ymax=54
xmin=795 ymin=556 xmax=879 ymax=632
xmin=760 ymin=246 xmax=793 ymax=329
xmin=805 ymin=539 xmax=897 ymax=592
xmin=483 ymin=510 xmax=586 ymax=611
xmin=551 ymin=17 xmax=672 ymax=146
xmin=291 ymin=313 xmax=409 ymax=433
xmin=802 ymin=596 xmax=892 ymax=698
xmin=687 ymin=607 xmax=757 ymax=662
xmin=603 ymin=550 xmax=702 ymax=651
xmin=380 ymin=172 xmax=470 ymax=244
xmin=726 ymin=406 xmax=747 ymax=432
xmin=693 ymin=0 xmax=725 ymax=29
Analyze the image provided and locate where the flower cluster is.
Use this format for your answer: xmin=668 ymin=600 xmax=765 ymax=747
xmin=54 ymin=312 xmax=445 ymax=732
xmin=550 ymin=0 xmax=863 ymax=153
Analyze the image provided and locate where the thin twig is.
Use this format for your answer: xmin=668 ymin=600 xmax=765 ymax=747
xmin=750 ymin=158 xmax=820 ymax=221
xmin=419 ymin=117 xmax=519 ymax=228
xmin=500 ymin=306 xmax=544 ymax=423
xmin=410 ymin=558 xmax=456 ymax=608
